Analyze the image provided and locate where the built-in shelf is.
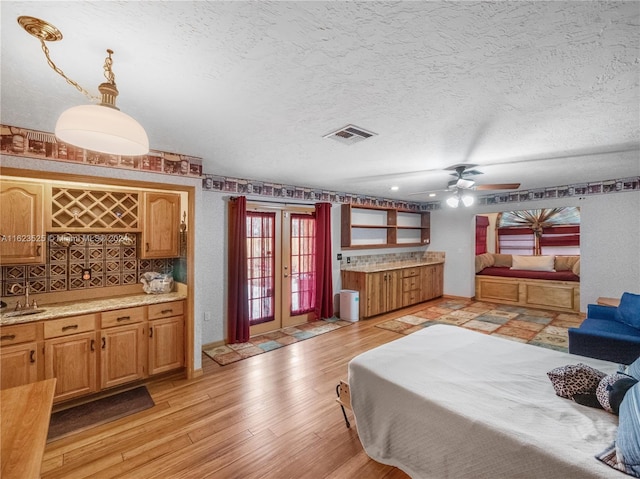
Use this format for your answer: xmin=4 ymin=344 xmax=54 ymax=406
xmin=341 ymin=204 xmax=430 ymax=249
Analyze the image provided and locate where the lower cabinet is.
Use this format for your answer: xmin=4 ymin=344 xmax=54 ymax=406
xmin=0 ymin=323 xmax=40 ymax=390
xmin=45 ymin=331 xmax=98 ymax=403
xmin=148 ymin=301 xmax=185 ymax=375
xmin=101 ymin=323 xmax=147 ymax=389
xmin=342 ymin=264 xmax=444 ymax=319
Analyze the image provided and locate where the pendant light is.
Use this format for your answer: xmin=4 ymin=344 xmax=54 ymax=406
xmin=18 ymin=16 xmax=149 ymax=156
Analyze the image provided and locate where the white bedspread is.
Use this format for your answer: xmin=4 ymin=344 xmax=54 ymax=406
xmin=348 ymin=324 xmax=621 ymax=478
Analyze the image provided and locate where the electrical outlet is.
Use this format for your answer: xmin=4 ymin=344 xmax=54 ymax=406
xmin=347 ymin=257 xmax=351 ymax=264
xmin=204 ymin=311 xmax=212 ymax=322
xmin=337 ymin=253 xmax=342 ymax=260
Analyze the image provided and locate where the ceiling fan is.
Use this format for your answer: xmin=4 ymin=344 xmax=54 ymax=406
xmin=445 ymin=164 xmax=521 ymax=191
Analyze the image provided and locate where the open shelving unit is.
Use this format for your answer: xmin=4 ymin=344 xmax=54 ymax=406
xmin=341 ymin=204 xmax=430 ymax=249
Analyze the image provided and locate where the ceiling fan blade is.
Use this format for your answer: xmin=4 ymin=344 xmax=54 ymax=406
xmin=475 ymin=183 xmax=521 ymax=191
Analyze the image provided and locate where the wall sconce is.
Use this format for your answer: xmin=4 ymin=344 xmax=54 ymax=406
xmin=17 ymin=16 xmax=149 ymax=156
xmin=446 ymin=189 xmax=475 ymax=208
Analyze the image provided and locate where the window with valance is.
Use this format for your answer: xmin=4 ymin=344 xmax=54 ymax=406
xmin=496 ymin=207 xmax=580 ymax=255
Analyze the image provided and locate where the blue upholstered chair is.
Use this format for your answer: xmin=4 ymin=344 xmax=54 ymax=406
xmin=568 ymin=292 xmax=640 ymax=365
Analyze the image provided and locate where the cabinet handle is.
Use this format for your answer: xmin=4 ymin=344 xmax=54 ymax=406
xmin=36 ymin=245 xmax=41 ymax=255
xmin=149 ymin=327 xmax=153 ymax=338
xmin=102 ymin=337 xmax=106 ymax=349
xmin=91 ymin=339 xmax=95 ymax=352
xmin=0 ymin=334 xmax=16 ymax=341
xmin=146 ymin=243 xmax=150 ymax=252
xmin=62 ymin=324 xmax=78 ymax=332
xmin=117 ymin=316 xmax=131 ymax=322
xmin=161 ymin=309 xmax=173 ymax=315
xmin=30 ymin=350 xmax=35 ymax=363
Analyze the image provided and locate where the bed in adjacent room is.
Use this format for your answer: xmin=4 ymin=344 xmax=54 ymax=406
xmin=348 ymin=324 xmax=627 ymax=478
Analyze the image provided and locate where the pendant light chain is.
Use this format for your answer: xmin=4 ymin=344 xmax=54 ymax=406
xmin=39 ymin=38 xmax=99 ymax=102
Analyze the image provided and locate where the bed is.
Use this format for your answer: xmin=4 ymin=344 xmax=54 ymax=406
xmin=348 ymin=324 xmax=622 ymax=478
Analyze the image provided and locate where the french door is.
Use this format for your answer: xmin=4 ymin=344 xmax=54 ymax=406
xmin=247 ymin=204 xmax=316 ymax=336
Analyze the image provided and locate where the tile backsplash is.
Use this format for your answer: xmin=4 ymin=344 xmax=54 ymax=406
xmin=1 ymin=233 xmax=174 ymax=297
xmin=339 ymin=250 xmax=445 ymax=268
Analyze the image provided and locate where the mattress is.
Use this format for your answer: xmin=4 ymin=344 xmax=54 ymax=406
xmin=348 ymin=324 xmax=620 ymax=478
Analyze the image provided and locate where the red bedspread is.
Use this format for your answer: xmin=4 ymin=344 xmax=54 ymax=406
xmin=477 ymin=266 xmax=580 ymax=282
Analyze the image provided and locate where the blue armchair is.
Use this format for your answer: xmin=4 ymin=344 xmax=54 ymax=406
xmin=568 ymin=292 xmax=640 ymax=365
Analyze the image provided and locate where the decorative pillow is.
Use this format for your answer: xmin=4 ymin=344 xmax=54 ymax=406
xmin=615 ymin=292 xmax=640 ymax=329
xmin=597 ymin=373 xmax=638 ymax=413
xmin=572 ymin=258 xmax=580 ymax=276
xmin=547 ymin=363 xmax=606 ymax=399
xmin=627 ymin=355 xmax=640 ymax=381
xmin=511 ymin=255 xmax=555 ymax=272
xmin=554 ymin=255 xmax=580 ymax=271
xmin=475 ymin=253 xmax=495 ymax=273
xmin=492 ymin=254 xmax=512 ymax=267
xmin=616 ymin=382 xmax=640 ymax=477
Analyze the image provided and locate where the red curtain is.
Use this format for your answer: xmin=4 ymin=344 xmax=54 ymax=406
xmin=475 ymin=216 xmax=490 ymax=255
xmin=227 ymin=196 xmax=250 ymax=343
xmin=313 ymin=202 xmax=334 ymax=320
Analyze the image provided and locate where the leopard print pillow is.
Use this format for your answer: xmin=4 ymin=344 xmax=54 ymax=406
xmin=547 ymin=363 xmax=606 ymax=399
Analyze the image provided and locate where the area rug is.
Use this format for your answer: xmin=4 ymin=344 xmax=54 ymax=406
xmin=47 ymin=386 xmax=154 ymax=442
xmin=377 ymin=299 xmax=585 ymax=352
xmin=204 ymin=317 xmax=353 ymax=366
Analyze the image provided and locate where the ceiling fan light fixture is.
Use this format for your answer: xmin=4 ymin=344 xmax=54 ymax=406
xmin=18 ymin=16 xmax=149 ymax=157
xmin=461 ymin=194 xmax=474 ymax=207
xmin=446 ymin=195 xmax=460 ymax=208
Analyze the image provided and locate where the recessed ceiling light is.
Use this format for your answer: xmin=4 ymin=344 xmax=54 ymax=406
xmin=390 ymin=186 xmax=399 ymax=191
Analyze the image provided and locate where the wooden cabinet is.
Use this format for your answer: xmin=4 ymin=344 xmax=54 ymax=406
xmin=402 ymin=267 xmax=422 ymax=307
xmin=342 ymin=263 xmax=443 ymax=319
xmin=421 ymin=263 xmax=444 ymax=302
xmin=0 ymin=180 xmax=45 ymax=264
xmin=44 ymin=314 xmax=98 ymax=403
xmin=100 ymin=306 xmax=147 ymax=389
xmin=341 ymin=204 xmax=430 ymax=249
xmin=0 ymin=323 xmax=40 ymax=390
xmin=148 ymin=301 xmax=184 ymax=375
xmin=141 ymin=192 xmax=180 ymax=258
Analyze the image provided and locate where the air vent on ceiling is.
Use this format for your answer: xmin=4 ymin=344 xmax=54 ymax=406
xmin=323 ymin=124 xmax=377 ymax=145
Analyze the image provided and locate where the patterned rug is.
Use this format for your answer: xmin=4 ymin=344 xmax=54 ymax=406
xmin=376 ymin=299 xmax=585 ymax=352
xmin=204 ymin=317 xmax=353 ymax=366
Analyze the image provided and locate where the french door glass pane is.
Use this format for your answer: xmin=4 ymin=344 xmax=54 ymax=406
xmin=291 ymin=214 xmax=316 ymax=315
xmin=247 ymin=212 xmax=275 ymax=325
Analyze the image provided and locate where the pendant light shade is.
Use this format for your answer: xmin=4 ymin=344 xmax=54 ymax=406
xmin=55 ymin=104 xmax=149 ymax=156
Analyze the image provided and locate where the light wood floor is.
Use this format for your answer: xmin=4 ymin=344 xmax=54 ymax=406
xmin=41 ymin=300 xmax=446 ymax=478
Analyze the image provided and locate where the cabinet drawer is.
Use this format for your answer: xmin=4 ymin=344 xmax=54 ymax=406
xmin=148 ymin=300 xmax=184 ymax=320
xmin=44 ymin=314 xmax=96 ymax=339
xmin=402 ymin=276 xmax=420 ymax=291
xmin=101 ymin=306 xmax=146 ymax=328
xmin=0 ymin=323 xmax=38 ymax=346
xmin=403 ymin=290 xmax=421 ymax=306
xmin=402 ymin=267 xmax=420 ymax=278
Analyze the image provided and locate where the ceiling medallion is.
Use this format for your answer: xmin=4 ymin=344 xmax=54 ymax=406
xmin=18 ymin=16 xmax=63 ymax=42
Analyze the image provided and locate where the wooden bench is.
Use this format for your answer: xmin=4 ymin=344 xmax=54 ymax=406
xmin=1 ymin=378 xmax=56 ymax=479
xmin=475 ymin=275 xmax=580 ymax=313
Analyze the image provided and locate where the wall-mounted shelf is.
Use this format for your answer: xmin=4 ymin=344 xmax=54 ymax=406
xmin=341 ymin=204 xmax=430 ymax=249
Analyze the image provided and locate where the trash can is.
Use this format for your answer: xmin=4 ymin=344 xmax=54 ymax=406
xmin=339 ymin=289 xmax=359 ymax=322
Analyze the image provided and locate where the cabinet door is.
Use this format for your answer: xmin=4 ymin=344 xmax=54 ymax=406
xmin=365 ymin=272 xmax=387 ymax=317
xmin=141 ymin=192 xmax=180 ymax=258
xmin=100 ymin=323 xmax=146 ymax=389
xmin=0 ymin=181 xmax=45 ymax=264
xmin=0 ymin=342 xmax=39 ymax=389
xmin=385 ymin=270 xmax=403 ymax=312
xmin=149 ymin=316 xmax=184 ymax=375
xmin=45 ymin=332 xmax=98 ymax=403
xmin=421 ymin=264 xmax=444 ymax=301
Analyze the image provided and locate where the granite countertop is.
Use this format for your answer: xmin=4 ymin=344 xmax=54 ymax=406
xmin=341 ymin=259 xmax=444 ymax=273
xmin=0 ymin=291 xmax=187 ymax=326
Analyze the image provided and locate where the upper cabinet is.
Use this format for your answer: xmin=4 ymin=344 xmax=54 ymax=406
xmin=341 ymin=204 xmax=430 ymax=249
xmin=141 ymin=192 xmax=180 ymax=258
xmin=49 ymin=186 xmax=139 ymax=231
xmin=0 ymin=180 xmax=45 ymax=264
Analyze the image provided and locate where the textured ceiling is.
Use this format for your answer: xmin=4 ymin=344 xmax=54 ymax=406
xmin=1 ymin=1 xmax=639 ymax=201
